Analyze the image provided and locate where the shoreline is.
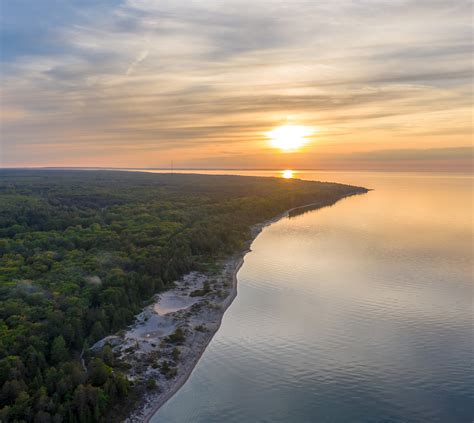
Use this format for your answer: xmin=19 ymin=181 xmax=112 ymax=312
xmin=140 ymin=256 xmax=245 ymax=423
xmin=124 ymin=191 xmax=365 ymax=422
xmin=137 ymin=220 xmax=269 ymax=423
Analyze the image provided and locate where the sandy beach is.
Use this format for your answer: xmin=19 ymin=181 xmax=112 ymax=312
xmin=123 ymin=216 xmax=276 ymax=423
xmin=95 ymin=194 xmax=363 ymax=422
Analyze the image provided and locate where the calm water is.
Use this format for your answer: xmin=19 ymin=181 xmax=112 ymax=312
xmin=151 ymin=171 xmax=473 ymax=423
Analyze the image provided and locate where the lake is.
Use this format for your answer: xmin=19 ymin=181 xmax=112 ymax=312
xmin=150 ymin=171 xmax=473 ymax=423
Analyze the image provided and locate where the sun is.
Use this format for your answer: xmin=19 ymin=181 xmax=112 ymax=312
xmin=266 ymin=124 xmax=313 ymax=152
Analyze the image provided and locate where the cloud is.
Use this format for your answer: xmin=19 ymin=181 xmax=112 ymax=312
xmin=0 ymin=0 xmax=472 ymax=168
xmin=126 ymin=49 xmax=149 ymax=75
xmin=349 ymin=146 xmax=473 ymax=162
xmin=184 ymin=146 xmax=474 ymax=172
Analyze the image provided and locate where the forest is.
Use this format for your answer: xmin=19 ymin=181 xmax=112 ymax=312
xmin=0 ymin=170 xmax=365 ymax=422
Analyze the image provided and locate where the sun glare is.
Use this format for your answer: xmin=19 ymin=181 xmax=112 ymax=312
xmin=267 ymin=125 xmax=313 ymax=152
xmin=282 ymin=169 xmax=294 ymax=179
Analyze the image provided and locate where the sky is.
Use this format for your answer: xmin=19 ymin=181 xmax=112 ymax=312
xmin=0 ymin=0 xmax=472 ymax=170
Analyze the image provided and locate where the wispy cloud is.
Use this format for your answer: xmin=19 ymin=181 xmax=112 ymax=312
xmin=1 ymin=0 xmax=472 ymax=168
xmin=126 ymin=49 xmax=149 ymax=75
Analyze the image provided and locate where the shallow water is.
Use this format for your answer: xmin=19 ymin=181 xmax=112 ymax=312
xmin=151 ymin=171 xmax=473 ymax=423
xmin=154 ymin=292 xmax=198 ymax=316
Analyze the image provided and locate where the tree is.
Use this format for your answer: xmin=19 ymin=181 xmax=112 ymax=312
xmin=167 ymin=328 xmax=185 ymax=344
xmin=90 ymin=321 xmax=105 ymax=343
xmin=100 ymin=345 xmax=114 ymax=367
xmin=146 ymin=378 xmax=157 ymax=390
xmin=171 ymin=347 xmax=180 ymax=362
xmin=88 ymin=359 xmax=111 ymax=387
xmin=50 ymin=336 xmax=68 ymax=364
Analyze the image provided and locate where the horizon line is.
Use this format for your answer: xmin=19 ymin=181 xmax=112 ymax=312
xmin=0 ymin=166 xmax=472 ymax=174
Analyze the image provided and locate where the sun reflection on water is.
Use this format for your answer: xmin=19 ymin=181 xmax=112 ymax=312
xmin=282 ymin=170 xmax=294 ymax=179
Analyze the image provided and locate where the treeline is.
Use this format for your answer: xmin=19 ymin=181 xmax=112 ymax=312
xmin=0 ymin=170 xmax=365 ymax=422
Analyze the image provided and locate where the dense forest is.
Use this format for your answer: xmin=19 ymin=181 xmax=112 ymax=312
xmin=0 ymin=170 xmax=365 ymax=422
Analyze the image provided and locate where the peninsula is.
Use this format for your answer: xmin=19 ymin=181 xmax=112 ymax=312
xmin=0 ymin=170 xmax=367 ymax=422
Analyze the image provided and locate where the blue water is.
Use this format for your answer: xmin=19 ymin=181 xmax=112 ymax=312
xmin=151 ymin=171 xmax=473 ymax=423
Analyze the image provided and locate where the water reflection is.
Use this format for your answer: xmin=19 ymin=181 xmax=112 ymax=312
xmin=152 ymin=171 xmax=473 ymax=423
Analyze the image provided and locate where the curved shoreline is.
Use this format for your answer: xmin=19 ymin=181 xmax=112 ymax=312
xmin=141 ymin=256 xmax=244 ymax=422
xmin=140 ymin=221 xmax=266 ymax=422
xmin=135 ymin=191 xmax=366 ymax=422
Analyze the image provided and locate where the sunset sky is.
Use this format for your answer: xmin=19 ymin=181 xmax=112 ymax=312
xmin=1 ymin=0 xmax=472 ymax=170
